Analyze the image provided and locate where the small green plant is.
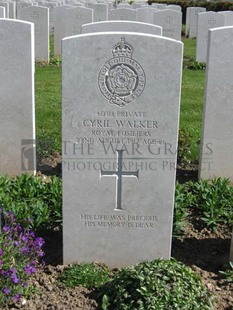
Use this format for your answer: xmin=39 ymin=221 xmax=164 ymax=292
xmin=219 ymin=262 xmax=233 ymax=283
xmin=173 ymin=182 xmax=195 ymax=236
xmin=183 ymin=56 xmax=206 ymax=71
xmin=0 ymin=210 xmax=44 ymax=306
xmin=0 ymin=174 xmax=62 ymax=232
xmin=188 ymin=178 xmax=233 ymax=230
xmin=177 ymin=128 xmax=197 ymax=166
xmin=58 ymin=263 xmax=111 ymax=289
xmin=100 ymin=259 xmax=215 ymax=310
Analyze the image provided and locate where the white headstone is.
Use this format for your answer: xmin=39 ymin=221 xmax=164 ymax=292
xmin=62 ymin=32 xmax=183 ymax=267
xmin=64 ymin=6 xmax=93 ymax=36
xmin=167 ymin=4 xmax=181 ymax=12
xmin=136 ymin=7 xmax=158 ymax=24
xmin=188 ymin=7 xmax=206 ymax=39
xmin=108 ymin=8 xmax=137 ymax=21
xmin=92 ymin=3 xmax=107 ymax=22
xmin=54 ymin=5 xmax=74 ymax=56
xmin=218 ymin=11 xmax=233 ymax=26
xmin=0 ymin=6 xmax=5 ymax=17
xmin=19 ymin=6 xmax=49 ymax=61
xmin=154 ymin=9 xmax=182 ymax=41
xmin=16 ymin=2 xmax=33 ymax=19
xmin=0 ymin=2 xmax=9 ymax=17
xmin=0 ymin=19 xmax=35 ymax=175
xmin=199 ymin=26 xmax=233 ymax=180
xmin=196 ymin=12 xmax=225 ymax=62
xmin=81 ymin=20 xmax=162 ymax=35
xmin=8 ymin=1 xmax=16 ymax=19
xmin=42 ymin=2 xmax=58 ymax=33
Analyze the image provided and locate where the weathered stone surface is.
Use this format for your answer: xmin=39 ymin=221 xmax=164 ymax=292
xmin=62 ymin=32 xmax=183 ymax=267
xmin=0 ymin=19 xmax=35 ymax=176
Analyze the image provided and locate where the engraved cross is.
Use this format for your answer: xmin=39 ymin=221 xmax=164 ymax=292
xmin=208 ymin=18 xmax=216 ymax=26
xmin=31 ymin=12 xmax=39 ymax=19
xmin=101 ymin=149 xmax=139 ymax=211
xmin=165 ymin=16 xmax=172 ymax=24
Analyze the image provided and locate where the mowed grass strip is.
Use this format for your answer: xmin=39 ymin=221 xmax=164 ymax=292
xmin=35 ymin=66 xmax=62 ymax=152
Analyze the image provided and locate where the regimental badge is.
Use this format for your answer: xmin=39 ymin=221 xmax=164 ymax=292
xmin=98 ymin=38 xmax=146 ymax=107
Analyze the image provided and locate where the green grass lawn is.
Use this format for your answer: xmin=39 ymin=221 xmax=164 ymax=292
xmin=35 ymin=37 xmax=205 ymax=161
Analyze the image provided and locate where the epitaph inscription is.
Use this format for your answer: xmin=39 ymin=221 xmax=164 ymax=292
xmin=98 ymin=38 xmax=146 ymax=107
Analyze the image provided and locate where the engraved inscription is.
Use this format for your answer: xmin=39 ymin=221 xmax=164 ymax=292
xmin=98 ymin=38 xmax=146 ymax=107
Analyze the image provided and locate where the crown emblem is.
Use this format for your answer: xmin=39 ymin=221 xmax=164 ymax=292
xmin=98 ymin=37 xmax=146 ymax=107
xmin=112 ymin=38 xmax=133 ymax=58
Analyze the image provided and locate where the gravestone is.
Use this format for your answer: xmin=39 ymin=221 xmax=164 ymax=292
xmin=81 ymin=20 xmax=162 ymax=36
xmin=92 ymin=3 xmax=108 ymax=22
xmin=8 ymin=1 xmax=16 ymax=19
xmin=167 ymin=4 xmax=181 ymax=12
xmin=16 ymin=2 xmax=33 ymax=19
xmin=136 ymin=7 xmax=158 ymax=24
xmin=0 ymin=6 xmax=5 ymax=17
xmin=218 ymin=11 xmax=233 ymax=26
xmin=108 ymin=8 xmax=137 ymax=21
xmin=196 ymin=12 xmax=225 ymax=62
xmin=154 ymin=9 xmax=182 ymax=40
xmin=186 ymin=7 xmax=206 ymax=38
xmin=0 ymin=19 xmax=35 ymax=176
xmin=42 ymin=2 xmax=58 ymax=33
xmin=0 ymin=2 xmax=8 ymax=17
xmin=64 ymin=6 xmax=93 ymax=36
xmin=199 ymin=26 xmax=233 ymax=180
xmin=54 ymin=5 xmax=74 ymax=56
xmin=19 ymin=6 xmax=49 ymax=61
xmin=62 ymin=32 xmax=183 ymax=267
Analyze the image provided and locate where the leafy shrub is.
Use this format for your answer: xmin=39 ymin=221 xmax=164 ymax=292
xmin=0 ymin=174 xmax=62 ymax=232
xmin=0 ymin=210 xmax=44 ymax=306
xmin=101 ymin=259 xmax=215 ymax=310
xmin=188 ymin=178 xmax=233 ymax=230
xmin=177 ymin=128 xmax=194 ymax=166
xmin=173 ymin=182 xmax=195 ymax=236
xmin=183 ymin=57 xmax=206 ymax=71
xmin=58 ymin=263 xmax=111 ymax=289
xmin=219 ymin=262 xmax=233 ymax=283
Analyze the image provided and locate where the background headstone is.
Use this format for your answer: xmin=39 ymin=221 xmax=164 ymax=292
xmin=188 ymin=7 xmax=206 ymax=38
xmin=0 ymin=19 xmax=36 ymax=176
xmin=199 ymin=26 xmax=233 ymax=180
xmin=196 ymin=12 xmax=225 ymax=62
xmin=0 ymin=6 xmax=5 ymax=17
xmin=154 ymin=9 xmax=182 ymax=40
xmin=54 ymin=5 xmax=74 ymax=56
xmin=81 ymin=20 xmax=162 ymax=35
xmin=0 ymin=2 xmax=9 ymax=17
xmin=108 ymin=8 xmax=137 ymax=21
xmin=92 ymin=3 xmax=107 ymax=22
xmin=64 ymin=6 xmax=93 ymax=36
xmin=19 ymin=6 xmax=49 ymax=61
xmin=136 ymin=7 xmax=158 ymax=24
xmin=62 ymin=32 xmax=183 ymax=267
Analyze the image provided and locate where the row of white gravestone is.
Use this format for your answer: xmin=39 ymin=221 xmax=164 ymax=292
xmin=198 ymin=26 xmax=233 ymax=263
xmin=196 ymin=11 xmax=233 ymax=62
xmin=0 ymin=16 xmax=232 ymax=266
xmin=53 ymin=6 xmax=182 ymax=55
xmin=0 ymin=18 xmax=36 ymax=176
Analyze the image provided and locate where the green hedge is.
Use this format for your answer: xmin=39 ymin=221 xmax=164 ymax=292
xmin=148 ymin=1 xmax=233 ymax=23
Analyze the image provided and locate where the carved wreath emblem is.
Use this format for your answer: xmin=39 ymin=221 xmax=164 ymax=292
xmin=98 ymin=38 xmax=146 ymax=107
